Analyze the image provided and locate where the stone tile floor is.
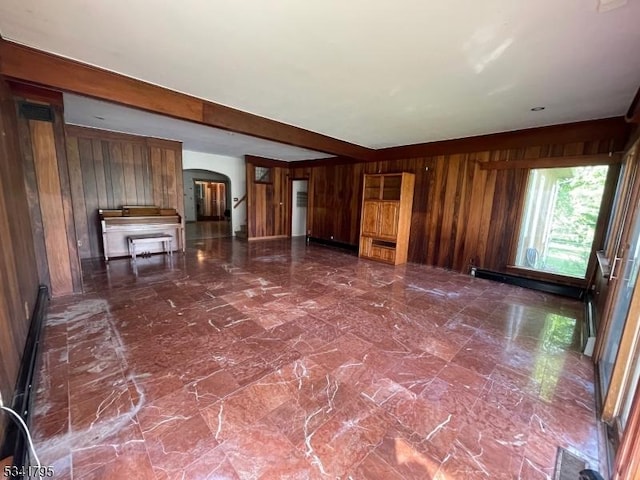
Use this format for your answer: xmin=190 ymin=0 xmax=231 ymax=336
xmin=32 ymin=238 xmax=600 ymax=479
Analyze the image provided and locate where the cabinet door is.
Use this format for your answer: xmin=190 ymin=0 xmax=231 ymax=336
xmin=361 ymin=201 xmax=380 ymax=236
xmin=378 ymin=202 xmax=399 ymax=238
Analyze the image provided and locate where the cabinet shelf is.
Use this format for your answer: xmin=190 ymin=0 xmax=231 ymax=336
xmin=358 ymin=173 xmax=415 ymax=265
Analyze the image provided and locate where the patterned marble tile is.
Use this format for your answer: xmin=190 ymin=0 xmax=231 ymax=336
xmin=31 ymin=237 xmax=601 ymax=479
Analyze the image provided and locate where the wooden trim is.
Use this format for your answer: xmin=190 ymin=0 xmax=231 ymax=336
xmin=626 ymin=86 xmax=640 ymax=123
xmin=66 ymin=124 xmax=182 ymax=150
xmin=233 ymin=195 xmax=246 ymax=209
xmin=595 ymin=141 xmax=640 ymax=362
xmin=293 ymin=156 xmax=361 ymax=168
xmin=245 ymin=155 xmax=290 ymax=168
xmin=203 ymin=105 xmax=373 ymax=161
xmin=8 ymin=81 xmax=64 ymax=106
xmin=587 ymin=163 xmax=623 ymax=288
xmin=601 ymin=269 xmax=640 ymax=421
xmin=378 ymin=117 xmax=631 ymax=161
xmin=145 ymin=137 xmax=183 ymax=150
xmin=65 ymin=125 xmax=148 ymax=144
xmin=0 ymin=40 xmax=203 ymax=120
xmin=479 ymin=153 xmax=622 ymax=170
xmin=505 ymin=169 xmax=530 ymax=275
xmin=0 ymin=40 xmax=374 ymax=161
xmin=613 ymin=380 xmax=640 ymax=479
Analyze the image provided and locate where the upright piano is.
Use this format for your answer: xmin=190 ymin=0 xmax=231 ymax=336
xmin=99 ymin=206 xmax=184 ymax=260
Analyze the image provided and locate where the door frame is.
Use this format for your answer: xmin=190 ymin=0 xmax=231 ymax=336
xmin=289 ymin=177 xmax=309 ymax=238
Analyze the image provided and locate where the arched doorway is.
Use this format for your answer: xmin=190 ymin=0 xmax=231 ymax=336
xmin=183 ymin=169 xmax=232 ymax=240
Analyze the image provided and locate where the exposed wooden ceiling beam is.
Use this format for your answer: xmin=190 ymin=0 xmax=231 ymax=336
xmin=0 ymin=39 xmax=375 ymax=161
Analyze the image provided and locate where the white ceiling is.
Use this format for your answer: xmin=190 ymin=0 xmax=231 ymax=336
xmin=1 ymin=0 xmax=639 ymax=150
xmin=63 ymin=93 xmax=331 ymax=161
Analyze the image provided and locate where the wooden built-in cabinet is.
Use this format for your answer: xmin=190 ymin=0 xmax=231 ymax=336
xmin=359 ymin=172 xmax=415 ymax=265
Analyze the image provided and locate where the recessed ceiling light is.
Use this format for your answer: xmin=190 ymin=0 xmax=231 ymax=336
xmin=530 ymin=107 xmax=545 ymax=112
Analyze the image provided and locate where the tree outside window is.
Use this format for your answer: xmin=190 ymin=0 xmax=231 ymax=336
xmin=514 ymin=165 xmax=609 ymax=278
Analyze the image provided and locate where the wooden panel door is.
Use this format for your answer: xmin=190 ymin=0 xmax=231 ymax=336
xmin=361 ymin=201 xmax=380 ymax=236
xmin=378 ymin=202 xmax=399 ymax=239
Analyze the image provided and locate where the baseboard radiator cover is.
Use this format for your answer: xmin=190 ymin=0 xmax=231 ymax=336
xmin=0 ymin=285 xmax=49 ymax=477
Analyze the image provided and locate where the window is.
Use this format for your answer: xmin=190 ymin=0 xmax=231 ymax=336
xmin=514 ymin=165 xmax=609 ymax=278
xmin=254 ymin=166 xmax=272 ymax=183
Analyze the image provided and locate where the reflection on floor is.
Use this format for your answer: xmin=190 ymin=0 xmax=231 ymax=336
xmin=33 ymin=238 xmax=599 ymax=479
xmin=186 ymin=220 xmax=231 ymax=240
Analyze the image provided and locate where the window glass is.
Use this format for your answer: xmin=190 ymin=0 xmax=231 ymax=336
xmin=514 ymin=165 xmax=609 ymax=278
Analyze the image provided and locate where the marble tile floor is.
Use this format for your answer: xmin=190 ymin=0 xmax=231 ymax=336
xmin=185 ymin=220 xmax=232 ymax=241
xmin=32 ymin=237 xmax=601 ymax=479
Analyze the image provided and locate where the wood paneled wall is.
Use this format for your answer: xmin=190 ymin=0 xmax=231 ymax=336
xmin=246 ymin=157 xmax=305 ymax=239
xmin=0 ymin=77 xmax=39 ymax=418
xmin=307 ymin=139 xmax=620 ymax=275
xmin=15 ymin=96 xmax=82 ymax=297
xmin=307 ymin=163 xmax=364 ymax=245
xmin=65 ymin=126 xmax=184 ymax=259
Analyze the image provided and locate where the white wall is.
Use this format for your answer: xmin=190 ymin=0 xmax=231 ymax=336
xmin=291 ymin=180 xmax=308 ymax=236
xmin=182 ymin=150 xmax=246 ymax=233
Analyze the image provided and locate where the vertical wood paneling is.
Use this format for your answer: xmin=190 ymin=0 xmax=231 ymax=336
xmin=122 ymin=142 xmax=137 ymax=204
xmin=133 ymin=143 xmax=146 ymax=204
xmin=141 ymin=146 xmax=153 ymax=205
xmin=245 ymin=159 xmax=292 ymax=239
xmin=51 ymin=107 xmax=82 ymax=293
xmin=306 ymin=135 xmax=621 ymax=274
xmin=65 ymin=127 xmax=183 ymax=259
xmin=93 ymin=139 xmax=108 ymax=207
xmin=30 ymin=120 xmax=74 ymax=296
xmin=109 ymin=142 xmax=126 ymax=205
xmin=66 ymin=137 xmax=90 ymax=259
xmin=476 ymin=168 xmax=498 ymax=268
xmin=102 ymin=141 xmax=115 ymax=208
xmin=79 ymin=138 xmax=100 ymax=259
xmin=17 ymin=114 xmax=50 ymax=287
xmin=150 ymin=147 xmax=163 ymax=209
xmin=14 ymin=93 xmax=82 ymax=297
xmin=0 ymin=76 xmax=40 ymax=413
xmin=164 ymin=148 xmax=177 ymax=209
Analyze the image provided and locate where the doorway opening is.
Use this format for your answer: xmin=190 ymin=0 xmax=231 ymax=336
xmin=195 ymin=181 xmax=227 ymax=221
xmin=291 ymin=179 xmax=308 ymax=237
xmin=184 ymin=169 xmax=232 ymax=241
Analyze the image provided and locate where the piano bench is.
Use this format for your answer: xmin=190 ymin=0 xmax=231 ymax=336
xmin=128 ymin=234 xmax=173 ymax=261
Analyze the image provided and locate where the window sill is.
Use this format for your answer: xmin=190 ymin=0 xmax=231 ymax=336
xmin=505 ymin=265 xmax=587 ymax=288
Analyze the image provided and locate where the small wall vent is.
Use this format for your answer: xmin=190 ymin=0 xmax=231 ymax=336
xmin=18 ymin=102 xmax=54 ymax=122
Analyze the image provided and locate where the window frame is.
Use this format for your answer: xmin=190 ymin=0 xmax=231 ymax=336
xmin=506 ymin=157 xmax=621 ymax=287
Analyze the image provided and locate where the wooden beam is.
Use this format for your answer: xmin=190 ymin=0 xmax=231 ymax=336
xmin=203 ymin=105 xmax=373 ymax=161
xmin=245 ymin=155 xmax=291 ymax=168
xmin=0 ymin=40 xmax=375 ymax=161
xmin=626 ymin=85 xmax=640 ymax=123
xmin=292 ymin=156 xmax=362 ymax=168
xmin=479 ymin=153 xmax=622 ymax=170
xmin=8 ymin=81 xmax=63 ymax=106
xmin=377 ymin=117 xmax=631 ymax=161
